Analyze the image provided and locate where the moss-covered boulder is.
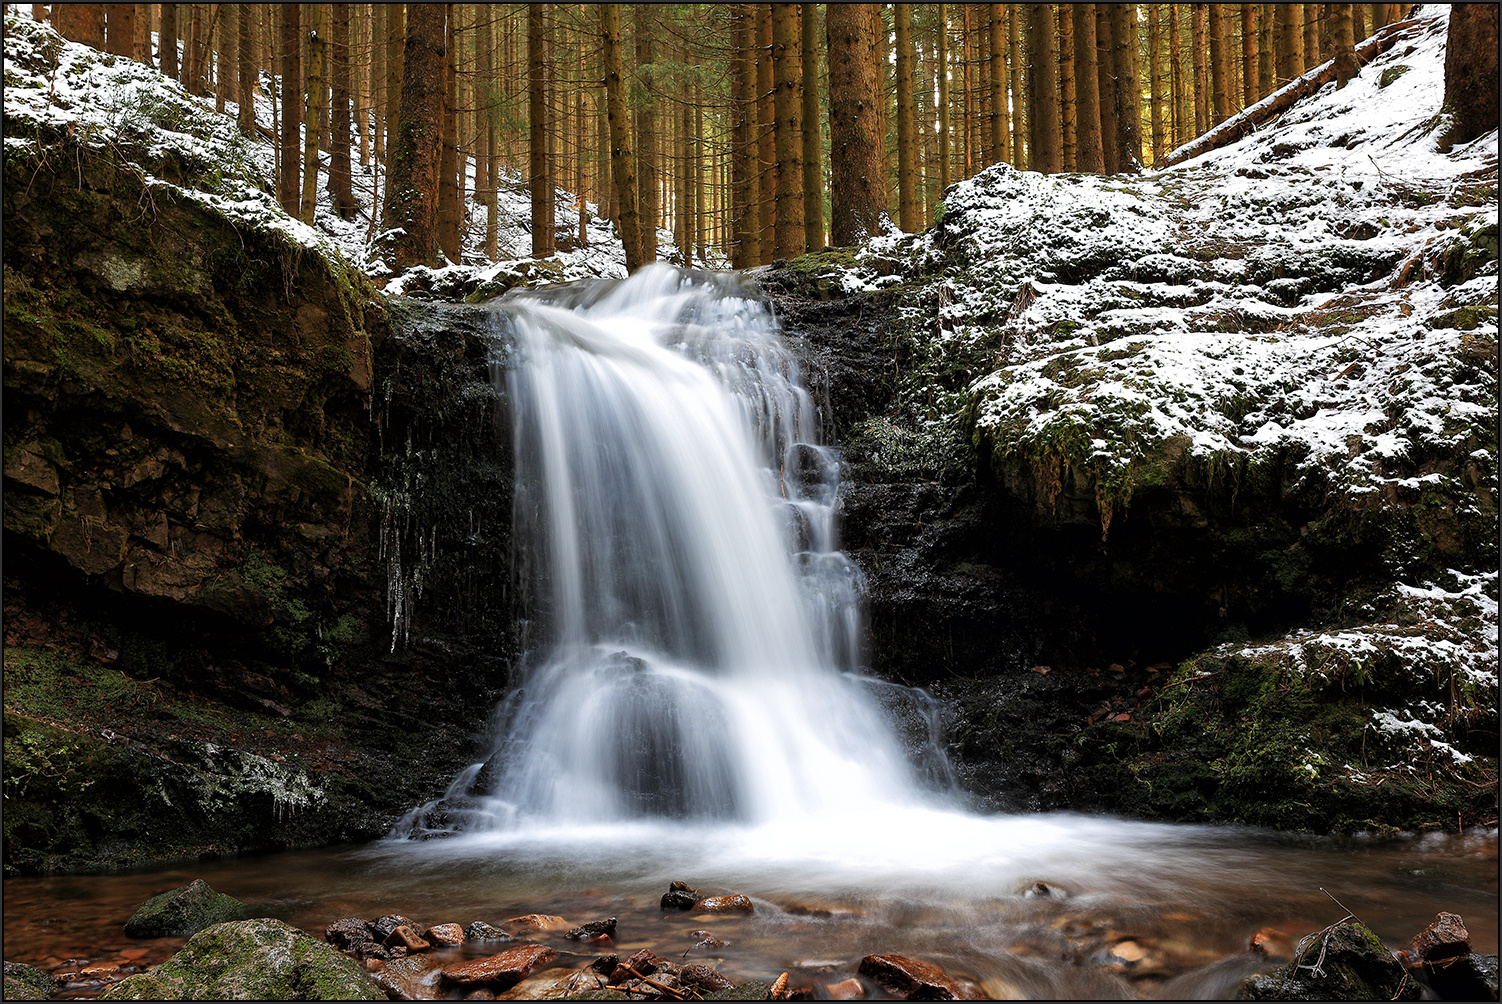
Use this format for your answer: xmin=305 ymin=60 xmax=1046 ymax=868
xmin=1235 ymin=919 xmax=1420 ymax=1000
xmin=2 ymin=961 xmax=58 ymax=1001
xmin=101 ymin=918 xmax=380 ymax=1000
xmin=123 ymin=879 xmax=251 ymax=938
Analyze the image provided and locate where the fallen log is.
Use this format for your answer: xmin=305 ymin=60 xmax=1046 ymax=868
xmin=1161 ymin=16 xmax=1428 ymax=167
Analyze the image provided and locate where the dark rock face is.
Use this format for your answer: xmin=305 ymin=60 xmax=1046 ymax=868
xmin=122 ymin=879 xmax=250 ymax=938
xmin=1235 ymin=919 xmax=1420 ymax=1001
xmin=1420 ymin=952 xmax=1500 ymax=1001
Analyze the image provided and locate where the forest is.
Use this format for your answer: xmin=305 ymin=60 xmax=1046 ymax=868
xmin=37 ymin=3 xmax=1441 ymax=273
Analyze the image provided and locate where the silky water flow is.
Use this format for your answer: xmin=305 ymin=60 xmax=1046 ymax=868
xmin=400 ymin=264 xmax=930 ymax=836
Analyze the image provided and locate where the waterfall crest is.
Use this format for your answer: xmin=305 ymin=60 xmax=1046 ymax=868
xmin=401 ymin=265 xmax=928 ymax=833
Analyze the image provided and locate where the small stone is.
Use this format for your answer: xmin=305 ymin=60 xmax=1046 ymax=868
xmin=677 ymin=965 xmax=735 ymax=993
xmin=858 ymin=954 xmax=980 ymax=1001
xmin=122 ymin=879 xmax=250 ymax=938
xmin=693 ymin=894 xmax=754 ymax=914
xmin=441 ymin=945 xmax=559 ymax=988
xmin=500 ymin=914 xmax=570 ymax=934
xmin=611 ymin=948 xmax=672 ymax=983
xmin=383 ymin=925 xmax=431 ymax=952
xmin=1411 ymin=912 xmax=1470 ymax=962
xmin=372 ymin=915 xmax=419 ymax=941
xmin=565 ymin=917 xmax=617 ymax=940
xmin=588 ymin=954 xmax=620 ymax=976
xmin=424 ymin=923 xmax=465 ymax=946
xmin=1109 ymin=940 xmax=1148 ymax=963
xmin=1022 ymin=882 xmax=1053 ymax=898
xmin=464 ymin=922 xmax=512 ymax=942
xmin=325 ymin=919 xmax=377 ymax=953
xmin=1249 ymin=927 xmax=1290 ymax=958
xmin=462 ymin=989 xmax=496 ymax=1001
xmin=661 ymin=881 xmax=699 ymax=911
xmin=824 ymin=978 xmax=866 ymax=1000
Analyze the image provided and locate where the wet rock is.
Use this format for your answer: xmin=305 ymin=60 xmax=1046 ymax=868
xmin=121 ymin=879 xmax=251 ymax=938
xmin=440 ymin=945 xmax=559 ymax=989
xmin=370 ymin=954 xmax=447 ymax=1001
xmin=3 ymin=961 xmax=58 ymax=1001
xmin=1022 ymin=881 xmax=1056 ymax=898
xmin=565 ymin=917 xmax=617 ymax=941
xmin=705 ymin=981 xmax=773 ymax=1001
xmin=461 ymin=990 xmax=497 ymax=1001
xmin=324 ymin=918 xmax=377 ymax=953
xmin=384 ymin=925 xmax=432 ymax=952
xmin=1411 ymin=912 xmax=1470 ymax=962
xmin=858 ymin=954 xmax=980 ymax=1000
xmin=610 ymin=948 xmax=673 ymax=982
xmin=588 ymin=954 xmax=620 ymax=976
xmin=677 ymin=965 xmax=736 ymax=993
xmin=100 ymin=918 xmax=380 ymax=1000
xmin=424 ymin=923 xmax=465 ymax=946
xmin=465 ymin=921 xmax=513 ymax=942
xmin=823 ymin=977 xmax=866 ymax=1000
xmin=1419 ymin=952 xmax=1499 ymax=1001
xmin=660 ymin=880 xmax=699 ymax=910
xmin=501 ymin=914 xmax=570 ymax=934
xmin=694 ymin=894 xmax=754 ymax=914
xmin=373 ymin=915 xmax=420 ymax=941
xmin=1235 ymin=919 xmax=1420 ymax=1001
xmin=1248 ymin=927 xmax=1292 ymax=959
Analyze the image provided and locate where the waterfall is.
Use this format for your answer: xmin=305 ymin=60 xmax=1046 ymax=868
xmin=402 ymin=264 xmax=930 ymax=835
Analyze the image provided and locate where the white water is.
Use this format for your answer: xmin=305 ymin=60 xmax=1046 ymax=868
xmin=404 ymin=264 xmax=929 ymax=833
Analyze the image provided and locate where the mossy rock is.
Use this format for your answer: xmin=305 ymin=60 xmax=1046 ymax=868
xmin=2 ymin=961 xmax=58 ymax=1000
xmin=123 ymin=879 xmax=251 ymax=938
xmin=705 ymin=981 xmax=774 ymax=1000
xmin=1235 ymin=919 xmax=1420 ymax=1000
xmin=101 ymin=918 xmax=379 ymax=1001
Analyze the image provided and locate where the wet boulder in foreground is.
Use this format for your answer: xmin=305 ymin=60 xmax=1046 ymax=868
xmin=121 ymin=879 xmax=251 ymax=938
xmin=440 ymin=944 xmax=559 ymax=991
xmin=1235 ymin=918 xmax=1420 ymax=1001
xmin=858 ymin=953 xmax=984 ymax=1000
xmin=3 ymin=962 xmax=58 ymax=1001
xmin=101 ymin=918 xmax=380 ymax=1000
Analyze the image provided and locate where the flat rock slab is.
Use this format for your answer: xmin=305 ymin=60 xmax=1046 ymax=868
xmin=442 ymin=944 xmax=559 ymax=988
xmin=859 ymin=953 xmax=981 ymax=1001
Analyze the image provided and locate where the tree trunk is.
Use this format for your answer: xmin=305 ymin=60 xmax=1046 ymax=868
xmin=528 ymin=3 xmax=554 ymax=258
xmin=601 ymin=4 xmax=644 ymax=271
xmin=1275 ymin=1 xmax=1304 ymax=85
xmin=1351 ymin=2 xmax=1365 ymax=42
xmin=1073 ymin=3 xmax=1105 ymax=172
xmin=386 ymin=2 xmax=404 ymax=170
xmin=772 ymin=3 xmax=806 ymax=255
xmin=733 ymin=4 xmax=761 ymax=265
xmin=1191 ymin=3 xmax=1209 ymax=135
xmin=329 ymin=4 xmax=355 ymax=219
xmin=1025 ymin=4 xmax=1061 ymax=174
xmin=989 ymin=3 xmax=1007 ymax=163
xmin=1007 ymin=3 xmax=1024 ymax=166
xmin=1444 ymin=4 xmax=1499 ymax=147
xmin=1148 ymin=3 xmax=1166 ymax=165
xmin=894 ymin=4 xmax=918 ymax=230
xmin=1170 ymin=3 xmax=1186 ymax=146
xmin=1059 ymin=3 xmax=1076 ymax=171
xmin=439 ymin=4 xmax=461 ymax=261
xmin=1257 ymin=3 xmax=1276 ymax=96
xmin=757 ymin=3 xmax=778 ymax=258
xmin=383 ymin=3 xmax=447 ymax=269
xmin=1208 ymin=3 xmax=1231 ymax=122
xmin=1240 ymin=3 xmax=1259 ymax=104
xmin=827 ymin=3 xmax=884 ymax=245
xmin=160 ymin=4 xmax=179 ymax=79
xmin=105 ymin=4 xmax=135 ymax=57
xmin=802 ymin=1 xmax=824 ymax=251
xmin=481 ymin=5 xmax=498 ymax=260
xmin=302 ymin=3 xmax=327 ymax=226
xmin=577 ymin=14 xmax=589 ymax=249
xmin=1097 ymin=5 xmax=1118 ymax=172
xmin=186 ymin=2 xmax=204 ymax=95
xmin=635 ymin=5 xmax=659 ymax=262
xmin=1110 ymin=3 xmax=1142 ymax=170
xmin=1302 ymin=3 xmax=1320 ymax=70
xmin=962 ymin=4 xmax=974 ymax=177
xmin=277 ymin=4 xmax=300 ymax=216
xmin=1332 ymin=3 xmax=1357 ymax=86
xmin=216 ymin=2 xmax=233 ymax=112
xmin=57 ymin=4 xmax=105 ymax=48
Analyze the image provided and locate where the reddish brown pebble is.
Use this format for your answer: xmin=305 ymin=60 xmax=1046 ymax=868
xmin=824 ymin=978 xmax=866 ymax=1000
xmin=425 ymin=923 xmax=465 ymax=946
xmin=693 ymin=894 xmax=754 ymax=914
xmin=501 ymin=914 xmax=570 ymax=934
xmin=1412 ymin=912 xmax=1471 ymax=962
xmin=383 ymin=925 xmax=431 ymax=951
xmin=858 ymin=953 xmax=981 ymax=1001
xmin=441 ymin=944 xmax=559 ymax=988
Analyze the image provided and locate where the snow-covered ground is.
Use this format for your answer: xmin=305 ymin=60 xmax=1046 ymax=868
xmin=2 ymin=8 xmax=709 ymax=294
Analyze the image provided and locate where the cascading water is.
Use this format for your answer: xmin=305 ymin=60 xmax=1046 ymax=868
xmin=402 ymin=264 xmax=933 ymax=834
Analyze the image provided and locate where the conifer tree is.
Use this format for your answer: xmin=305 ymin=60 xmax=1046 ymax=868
xmin=601 ymin=3 xmax=645 ymax=271
xmin=382 ymin=2 xmax=446 ymax=269
xmin=1073 ymin=2 xmax=1105 ymax=172
xmin=772 ymin=3 xmax=806 ymax=256
xmin=827 ymin=3 xmax=884 ymax=244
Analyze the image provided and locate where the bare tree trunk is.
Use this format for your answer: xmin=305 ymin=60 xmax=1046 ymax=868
xmin=1208 ymin=3 xmax=1230 ymax=122
xmin=383 ymin=2 xmax=446 ymax=269
xmin=1302 ymin=2 xmax=1320 ymax=70
xmin=757 ymin=3 xmax=776 ymax=260
xmin=988 ymin=3 xmax=1007 ymax=163
xmin=1097 ymin=5 xmax=1118 ymax=172
xmin=1073 ymin=3 xmax=1104 ymax=172
xmin=802 ymin=1 xmax=823 ymax=251
xmin=237 ymin=3 xmax=255 ymax=135
xmin=216 ymin=2 xmax=234 ymax=112
xmin=160 ymin=3 xmax=179 ymax=79
xmin=329 ymin=4 xmax=355 ymax=219
xmin=963 ymin=4 xmax=975 ymax=177
xmin=302 ymin=4 xmax=327 ymax=225
xmin=894 ymin=3 xmax=918 ymax=230
xmin=635 ymin=5 xmax=659 ymax=262
xmin=482 ymin=4 xmax=498 ymax=259
xmin=772 ymin=3 xmax=806 ymax=255
xmin=439 ymin=4 xmax=460 ymax=261
xmin=277 ymin=4 xmax=300 ymax=216
xmin=827 ymin=3 xmax=885 ymax=245
xmin=1241 ymin=3 xmax=1259 ymax=104
xmin=1191 ymin=3 xmax=1209 ymax=135
xmin=577 ymin=15 xmax=589 ymax=248
xmin=1026 ymin=4 xmax=1061 ymax=173
xmin=1443 ymin=4 xmax=1499 ymax=147
xmin=1170 ymin=3 xmax=1186 ymax=146
xmin=528 ymin=3 xmax=554 ymax=258
xmin=105 ymin=4 xmax=135 ymax=57
xmin=1275 ymin=1 xmax=1303 ymax=85
xmin=1059 ymin=3 xmax=1076 ymax=171
xmin=601 ymin=4 xmax=644 ymax=271
xmin=1332 ymin=3 xmax=1357 ymax=86
xmin=1007 ymin=3 xmax=1024 ymax=166
xmin=1148 ymin=3 xmax=1166 ymax=164
xmin=733 ymin=4 xmax=761 ymax=266
xmin=1110 ymin=3 xmax=1142 ymax=170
